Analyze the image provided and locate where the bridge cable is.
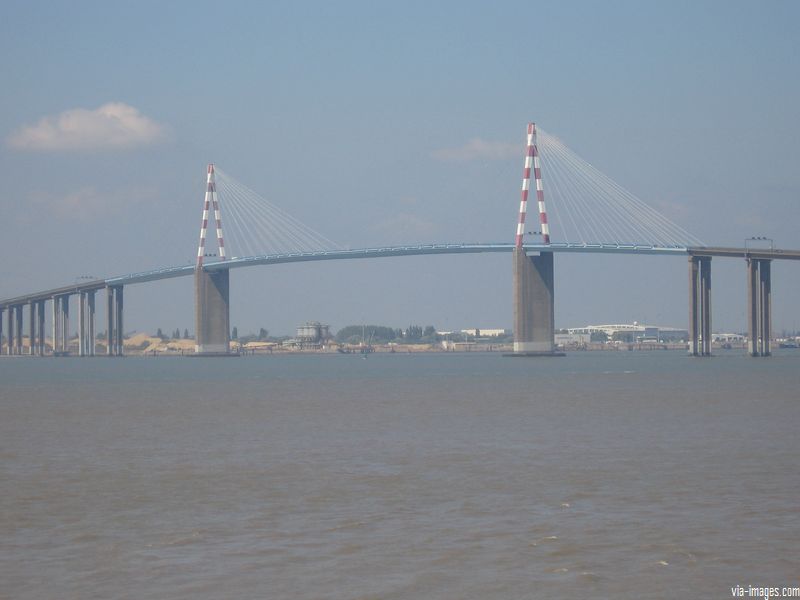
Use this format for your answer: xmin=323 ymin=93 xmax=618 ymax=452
xmin=214 ymin=168 xmax=342 ymax=257
xmin=535 ymin=129 xmax=704 ymax=248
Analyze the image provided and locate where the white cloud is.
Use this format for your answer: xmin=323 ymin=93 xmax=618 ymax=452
xmin=7 ymin=102 xmax=167 ymax=151
xmin=432 ymin=138 xmax=520 ymax=161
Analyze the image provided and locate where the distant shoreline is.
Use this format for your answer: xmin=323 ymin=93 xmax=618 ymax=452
xmin=0 ymin=335 xmax=759 ymax=357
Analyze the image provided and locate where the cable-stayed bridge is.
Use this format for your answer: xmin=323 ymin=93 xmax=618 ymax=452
xmin=1 ymin=123 xmax=798 ymax=358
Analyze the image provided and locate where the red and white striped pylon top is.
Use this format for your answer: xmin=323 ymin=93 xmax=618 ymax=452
xmin=196 ymin=164 xmax=227 ymax=268
xmin=515 ymin=123 xmax=550 ymax=247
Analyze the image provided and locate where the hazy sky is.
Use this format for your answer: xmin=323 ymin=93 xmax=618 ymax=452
xmin=2 ymin=0 xmax=799 ymax=336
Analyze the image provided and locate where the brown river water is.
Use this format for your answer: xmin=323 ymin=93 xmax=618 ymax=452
xmin=1 ymin=350 xmax=798 ymax=599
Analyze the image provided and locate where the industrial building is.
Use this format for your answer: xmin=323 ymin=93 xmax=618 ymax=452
xmin=566 ymin=323 xmax=688 ymax=343
xmin=295 ymin=322 xmax=330 ymax=345
xmin=460 ymin=328 xmax=509 ymax=338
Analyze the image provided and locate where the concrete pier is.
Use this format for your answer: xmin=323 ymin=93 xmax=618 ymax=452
xmin=194 ymin=268 xmax=231 ymax=355
xmin=114 ymin=286 xmax=124 ymax=356
xmin=78 ymin=293 xmax=85 ymax=356
xmin=23 ymin=300 xmax=46 ymax=356
xmin=508 ymin=248 xmax=562 ymax=356
xmin=53 ymin=296 xmax=61 ymax=354
xmin=107 ymin=288 xmax=114 ymax=356
xmin=0 ymin=307 xmax=4 ymax=355
xmin=87 ymin=292 xmax=95 ymax=356
xmin=37 ymin=301 xmax=45 ymax=355
xmin=105 ymin=286 xmax=124 ymax=356
xmin=15 ymin=305 xmax=23 ymax=356
xmin=5 ymin=307 xmax=10 ymax=355
xmin=747 ymin=258 xmax=772 ymax=356
xmin=77 ymin=291 xmax=96 ymax=356
xmin=688 ymin=256 xmax=712 ymax=356
xmin=60 ymin=296 xmax=70 ymax=354
xmin=28 ymin=303 xmax=35 ymax=355
xmin=52 ymin=297 xmax=59 ymax=355
xmin=5 ymin=306 xmax=12 ymax=355
xmin=10 ymin=307 xmax=16 ymax=354
xmin=9 ymin=306 xmax=16 ymax=355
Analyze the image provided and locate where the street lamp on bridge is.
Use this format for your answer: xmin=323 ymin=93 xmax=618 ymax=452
xmin=744 ymin=236 xmax=774 ymax=252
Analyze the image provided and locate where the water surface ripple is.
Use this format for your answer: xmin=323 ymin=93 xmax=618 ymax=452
xmin=1 ymin=351 xmax=798 ymax=599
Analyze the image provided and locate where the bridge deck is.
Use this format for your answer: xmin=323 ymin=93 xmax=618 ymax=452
xmin=2 ymin=242 xmax=798 ymax=308
xmin=687 ymin=246 xmax=800 ymax=260
xmin=0 ymin=280 xmax=107 ymax=309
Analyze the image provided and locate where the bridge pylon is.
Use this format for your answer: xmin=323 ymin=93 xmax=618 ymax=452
xmin=507 ymin=123 xmax=562 ymax=357
xmin=195 ymin=269 xmax=231 ymax=355
xmin=194 ymin=164 xmax=232 ymax=355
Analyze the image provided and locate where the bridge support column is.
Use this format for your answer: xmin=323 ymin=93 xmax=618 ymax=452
xmin=38 ymin=301 xmax=45 ymax=356
xmin=107 ymin=288 xmax=114 ymax=356
xmin=760 ymin=260 xmax=771 ymax=356
xmin=60 ymin=296 xmax=70 ymax=355
xmin=77 ymin=291 xmax=95 ymax=357
xmin=115 ymin=286 xmax=124 ymax=356
xmin=54 ymin=297 xmax=60 ymax=355
xmin=29 ymin=302 xmax=36 ymax=355
xmin=78 ymin=293 xmax=85 ymax=357
xmin=13 ymin=305 xmax=20 ymax=355
xmin=7 ymin=307 xmax=13 ymax=355
xmin=52 ymin=297 xmax=59 ymax=355
xmin=87 ymin=291 xmax=95 ymax=356
xmin=15 ymin=305 xmax=23 ymax=356
xmin=104 ymin=286 xmax=124 ymax=356
xmin=701 ymin=258 xmax=712 ymax=356
xmin=8 ymin=306 xmax=15 ymax=355
xmin=195 ymin=269 xmax=231 ymax=355
xmin=508 ymin=248 xmax=561 ymax=356
xmin=688 ymin=256 xmax=712 ymax=356
xmin=10 ymin=307 xmax=16 ymax=355
xmin=747 ymin=258 xmax=771 ymax=357
xmin=0 ymin=307 xmax=4 ymax=355
xmin=6 ymin=307 xmax=10 ymax=354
